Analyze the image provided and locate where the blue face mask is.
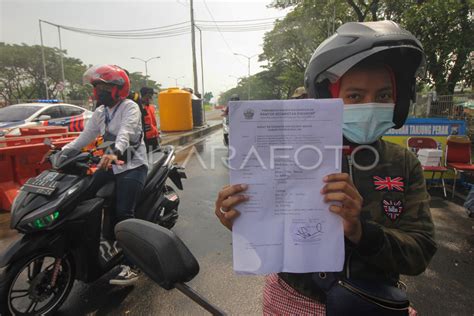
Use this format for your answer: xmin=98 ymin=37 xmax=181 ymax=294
xmin=342 ymin=103 xmax=395 ymax=144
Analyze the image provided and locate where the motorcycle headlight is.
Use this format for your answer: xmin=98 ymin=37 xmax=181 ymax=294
xmin=21 ymin=210 xmax=61 ymax=231
xmin=17 ymin=181 xmax=83 ymax=232
xmin=30 ymin=211 xmax=60 ymax=229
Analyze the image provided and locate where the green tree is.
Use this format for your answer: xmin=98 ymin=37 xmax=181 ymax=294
xmin=271 ymin=0 xmax=385 ymax=22
xmin=219 ymin=67 xmax=288 ymax=104
xmin=259 ymin=0 xmax=358 ymax=99
xmin=127 ymin=71 xmax=161 ymax=93
xmin=402 ymin=0 xmax=473 ymax=95
xmin=264 ymin=0 xmax=473 ymax=96
xmin=0 ymin=42 xmax=88 ymax=103
xmin=203 ymin=91 xmax=214 ymax=104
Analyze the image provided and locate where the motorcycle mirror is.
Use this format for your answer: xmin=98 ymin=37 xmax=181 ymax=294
xmin=115 ymin=219 xmax=226 ymax=315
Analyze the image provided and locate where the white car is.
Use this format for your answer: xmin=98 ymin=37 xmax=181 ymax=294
xmin=0 ymin=102 xmax=93 ymax=136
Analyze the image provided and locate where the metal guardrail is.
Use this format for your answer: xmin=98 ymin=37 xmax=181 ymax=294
xmin=412 ymin=93 xmax=474 ymax=138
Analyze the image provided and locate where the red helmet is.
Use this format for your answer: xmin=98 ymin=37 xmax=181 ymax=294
xmin=83 ymin=64 xmax=130 ymax=101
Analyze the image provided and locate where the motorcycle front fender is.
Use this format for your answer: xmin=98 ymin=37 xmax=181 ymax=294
xmin=0 ymin=232 xmax=63 ymax=277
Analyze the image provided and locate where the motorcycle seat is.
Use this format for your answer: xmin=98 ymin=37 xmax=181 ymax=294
xmin=148 ymin=151 xmax=167 ymax=170
xmin=115 ymin=219 xmax=199 ymax=290
xmin=96 ymin=181 xmax=115 ymax=198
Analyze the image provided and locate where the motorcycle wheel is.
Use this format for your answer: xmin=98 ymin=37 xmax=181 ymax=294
xmin=0 ymin=252 xmax=75 ymax=316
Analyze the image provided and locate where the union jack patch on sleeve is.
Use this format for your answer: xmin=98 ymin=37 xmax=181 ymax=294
xmin=373 ymin=176 xmax=404 ymax=192
xmin=382 ymin=199 xmax=404 ymax=221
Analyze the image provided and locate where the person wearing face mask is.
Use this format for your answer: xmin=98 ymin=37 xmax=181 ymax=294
xmin=62 ymin=64 xmax=148 ymax=285
xmin=214 ymin=21 xmax=437 ymax=315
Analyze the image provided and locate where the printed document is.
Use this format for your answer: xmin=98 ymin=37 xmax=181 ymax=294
xmin=229 ymin=99 xmax=344 ymax=274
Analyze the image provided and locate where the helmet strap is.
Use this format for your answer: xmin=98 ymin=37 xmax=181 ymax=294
xmin=111 ymin=86 xmax=120 ymax=101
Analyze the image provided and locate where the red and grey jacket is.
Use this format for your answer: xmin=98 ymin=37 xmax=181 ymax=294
xmin=143 ymin=104 xmax=159 ymax=140
xmin=279 ymin=139 xmax=437 ymax=301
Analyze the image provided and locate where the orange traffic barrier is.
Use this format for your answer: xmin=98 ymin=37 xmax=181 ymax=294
xmin=0 ymin=138 xmax=74 ymax=212
xmin=0 ymin=132 xmax=80 ymax=148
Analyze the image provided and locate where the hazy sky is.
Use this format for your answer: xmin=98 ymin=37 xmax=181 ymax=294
xmin=0 ymin=0 xmax=290 ymax=101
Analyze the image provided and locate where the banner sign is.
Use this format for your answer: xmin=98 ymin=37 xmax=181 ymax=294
xmin=385 ymin=118 xmax=466 ymax=137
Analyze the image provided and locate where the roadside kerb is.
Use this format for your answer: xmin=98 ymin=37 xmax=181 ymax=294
xmin=160 ymin=121 xmax=222 ymax=148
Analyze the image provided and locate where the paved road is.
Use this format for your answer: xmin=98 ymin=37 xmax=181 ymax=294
xmin=0 ymin=129 xmax=262 ymax=316
xmin=205 ymin=109 xmax=223 ymax=121
xmin=61 ymin=129 xmax=264 ymax=315
xmin=0 ymin=130 xmax=473 ymax=315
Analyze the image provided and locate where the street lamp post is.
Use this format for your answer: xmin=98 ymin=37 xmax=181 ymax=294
xmin=38 ymin=20 xmax=67 ymax=100
xmin=168 ymin=76 xmax=185 ymax=87
xmin=38 ymin=20 xmax=49 ymax=99
xmin=233 ymin=53 xmax=257 ymax=100
xmin=131 ymin=56 xmax=160 ymax=86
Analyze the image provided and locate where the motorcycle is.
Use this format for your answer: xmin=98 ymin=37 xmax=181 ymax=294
xmin=0 ymin=141 xmax=186 ymax=315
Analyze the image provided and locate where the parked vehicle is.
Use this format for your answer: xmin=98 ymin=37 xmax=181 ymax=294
xmin=0 ymin=101 xmax=92 ymax=136
xmin=0 ymin=142 xmax=186 ymax=315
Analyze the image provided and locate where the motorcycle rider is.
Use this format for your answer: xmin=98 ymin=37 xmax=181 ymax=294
xmin=140 ymin=86 xmax=160 ymax=151
xmin=214 ymin=21 xmax=436 ymax=314
xmin=222 ymin=94 xmax=239 ymax=145
xmin=62 ymin=64 xmax=148 ymax=285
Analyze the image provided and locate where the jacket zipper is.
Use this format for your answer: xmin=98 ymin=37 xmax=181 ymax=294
xmin=345 ymin=154 xmax=354 ymax=279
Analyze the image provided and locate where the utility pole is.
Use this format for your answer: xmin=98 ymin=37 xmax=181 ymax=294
xmin=39 ymin=20 xmax=49 ymax=99
xmin=57 ymin=26 xmax=66 ymax=100
xmin=38 ymin=20 xmax=68 ymax=100
xmin=196 ymin=25 xmax=204 ymax=99
xmin=190 ymin=0 xmax=199 ymax=95
xmin=196 ymin=25 xmax=206 ymax=123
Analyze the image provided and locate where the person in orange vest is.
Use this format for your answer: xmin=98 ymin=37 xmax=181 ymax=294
xmin=140 ymin=87 xmax=160 ymax=151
